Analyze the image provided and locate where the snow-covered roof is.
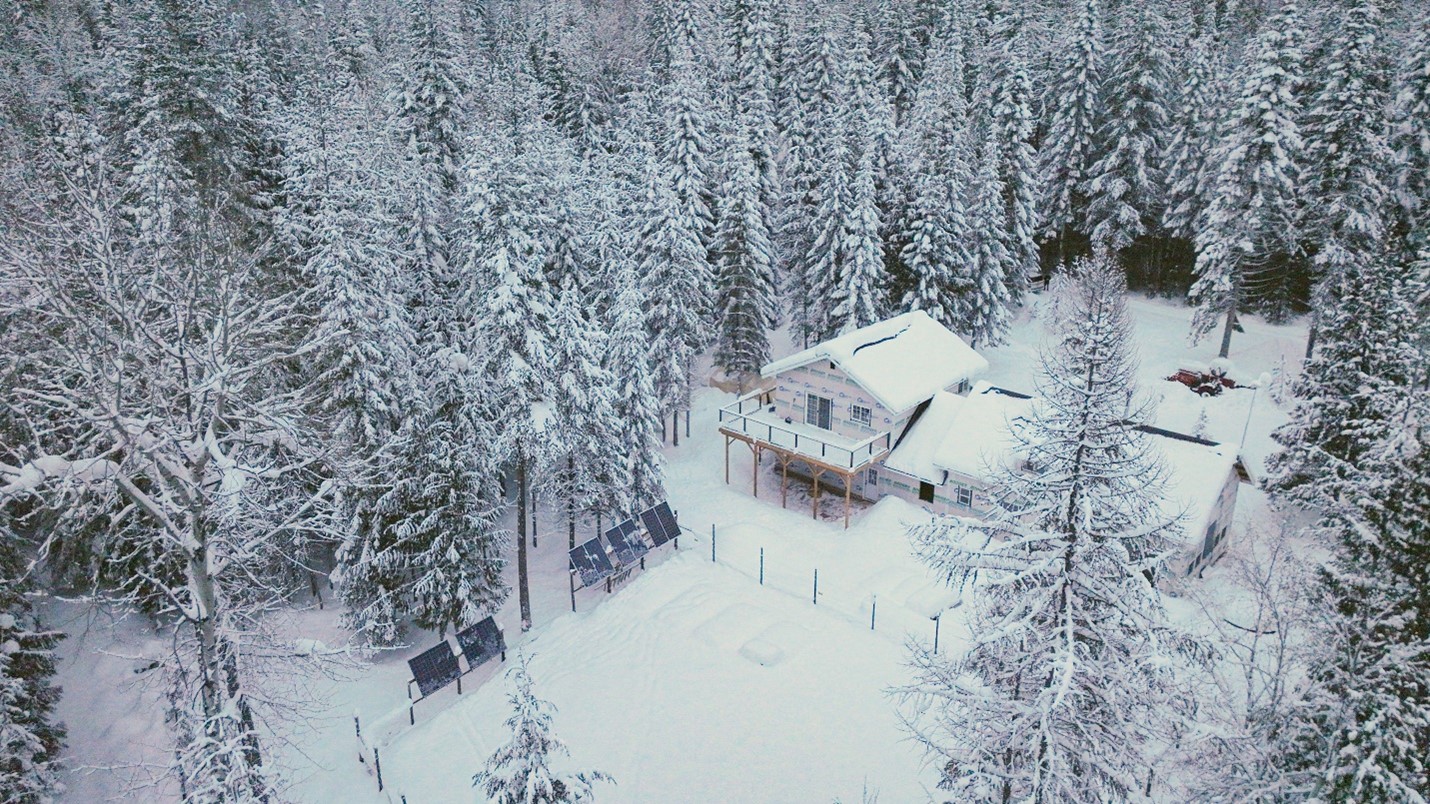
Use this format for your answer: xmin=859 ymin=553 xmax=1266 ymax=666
xmin=761 ymin=311 xmax=989 ymax=415
xmin=881 ymin=391 xmax=965 ymax=484
xmin=887 ymin=380 xmax=1241 ymax=552
xmin=932 ymin=382 xmax=1035 ymax=480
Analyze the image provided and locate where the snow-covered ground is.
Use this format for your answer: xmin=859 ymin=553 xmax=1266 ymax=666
xmin=46 ymin=295 xmax=1310 ymax=802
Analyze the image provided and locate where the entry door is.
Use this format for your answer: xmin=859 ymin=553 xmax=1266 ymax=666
xmin=805 ymin=394 xmax=832 ymax=430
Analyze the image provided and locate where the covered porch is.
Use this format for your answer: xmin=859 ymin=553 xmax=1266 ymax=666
xmin=717 ymin=391 xmax=892 ymax=528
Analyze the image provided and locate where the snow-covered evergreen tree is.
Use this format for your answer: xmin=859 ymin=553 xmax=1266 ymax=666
xmin=637 ymin=160 xmax=709 ymax=441
xmin=608 ymin=263 xmax=666 ymax=513
xmin=830 ymin=147 xmax=886 ymax=334
xmin=1038 ymin=0 xmax=1104 ymax=262
xmin=1162 ymin=32 xmax=1222 ymax=242
xmin=0 ymin=528 xmax=64 ymax=804
xmin=898 ymin=171 xmax=960 ymax=328
xmin=1189 ymin=0 xmax=1305 ymax=356
xmin=1390 ymin=25 xmax=1430 ymax=257
xmin=714 ymin=124 xmax=779 ymax=380
xmin=662 ymin=32 xmax=717 ymax=257
xmin=961 ymin=137 xmax=1014 ymax=347
xmin=1085 ymin=1 xmax=1173 ymax=252
xmin=473 ymin=656 xmax=613 ymax=803
xmin=1300 ymin=0 xmax=1391 ymax=313
xmin=986 ymin=41 xmax=1039 ymax=305
xmin=899 ymin=253 xmax=1197 ymax=801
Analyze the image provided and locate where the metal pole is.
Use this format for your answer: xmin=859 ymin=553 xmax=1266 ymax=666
xmin=933 ymin=615 xmax=940 ymax=653
xmin=569 ymin=571 xmax=576 ymax=612
xmin=711 ymin=524 xmax=716 ymax=562
xmin=1239 ymin=385 xmax=1259 ymax=447
xmin=870 ymin=595 xmax=877 ymax=631
xmin=759 ymin=548 xmax=764 ymax=585
xmin=374 ymin=747 xmax=384 ymax=792
xmin=813 ymin=569 xmax=818 ymax=604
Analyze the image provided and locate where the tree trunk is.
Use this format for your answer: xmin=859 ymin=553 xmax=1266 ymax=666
xmin=1304 ymin=320 xmax=1318 ymax=362
xmin=567 ymin=454 xmax=577 ymax=550
xmin=672 ymin=410 xmax=680 ymax=447
xmin=517 ymin=451 xmax=531 ymax=631
xmin=1218 ymin=308 xmax=1236 ymax=359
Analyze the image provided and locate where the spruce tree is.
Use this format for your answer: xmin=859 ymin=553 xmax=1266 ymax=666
xmin=637 ymin=161 xmax=709 ymax=441
xmin=608 ymin=264 xmax=666 ymax=513
xmin=962 ymin=137 xmax=1014 ymax=347
xmin=1085 ymin=2 xmax=1173 ymax=252
xmin=714 ymin=125 xmax=779 ymax=380
xmin=899 ymin=253 xmax=1198 ymax=801
xmin=1390 ymin=25 xmax=1430 ymax=257
xmin=473 ymin=657 xmax=612 ymax=803
xmin=1038 ymin=0 xmax=1105 ymax=264
xmin=830 ymin=147 xmax=886 ymax=334
xmin=898 ymin=172 xmax=960 ymax=329
xmin=1189 ymin=0 xmax=1306 ymax=356
xmin=987 ymin=42 xmax=1039 ymax=305
xmin=0 ymin=528 xmax=64 ymax=804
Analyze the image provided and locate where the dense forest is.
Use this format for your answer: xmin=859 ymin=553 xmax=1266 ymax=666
xmin=0 ymin=0 xmax=1426 ymax=800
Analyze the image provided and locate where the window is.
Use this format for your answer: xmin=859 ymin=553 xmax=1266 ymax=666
xmin=850 ymin=404 xmax=872 ymax=427
xmin=805 ymin=394 xmax=832 ymax=430
xmin=919 ymin=482 xmax=935 ymax=503
xmin=956 ymin=486 xmax=973 ymax=508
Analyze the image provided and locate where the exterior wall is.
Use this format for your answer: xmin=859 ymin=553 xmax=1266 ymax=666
xmin=873 ymin=465 xmax=992 ymax=517
xmin=1179 ymin=466 xmax=1241 ymax=577
xmin=772 ymin=362 xmax=901 ymax=442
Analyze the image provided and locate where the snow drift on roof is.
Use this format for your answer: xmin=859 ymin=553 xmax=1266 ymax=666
xmin=761 ymin=311 xmax=989 ymax=415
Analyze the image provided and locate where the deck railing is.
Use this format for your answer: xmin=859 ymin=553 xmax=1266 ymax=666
xmin=718 ymin=391 xmax=892 ymax=470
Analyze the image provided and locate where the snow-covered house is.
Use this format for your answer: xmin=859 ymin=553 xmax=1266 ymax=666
xmin=716 ymin=311 xmax=990 ymax=527
xmin=718 ymin=313 xmax=1244 ymax=575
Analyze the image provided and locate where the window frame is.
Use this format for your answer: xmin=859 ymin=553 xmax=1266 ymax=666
xmin=850 ymin=403 xmax=872 ymax=427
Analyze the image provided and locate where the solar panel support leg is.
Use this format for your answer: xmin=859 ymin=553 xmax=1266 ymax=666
xmin=570 ymin=572 xmax=576 ymax=612
xmin=409 ymin=705 xmax=415 ymax=726
xmin=457 ymin=676 xmax=463 ymax=695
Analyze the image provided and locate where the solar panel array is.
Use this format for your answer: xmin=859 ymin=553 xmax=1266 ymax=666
xmin=408 ymin=641 xmax=463 ymax=699
xmin=569 ymin=537 xmax=616 ymax=589
xmin=570 ymin=501 xmax=680 ymax=591
xmin=640 ymin=501 xmax=679 ymax=546
xmin=455 ymin=616 xmax=505 ymax=669
xmin=605 ymin=523 xmax=650 ymax=566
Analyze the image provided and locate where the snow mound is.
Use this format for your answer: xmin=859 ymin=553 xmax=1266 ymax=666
xmin=738 ymin=638 xmax=785 ymax=667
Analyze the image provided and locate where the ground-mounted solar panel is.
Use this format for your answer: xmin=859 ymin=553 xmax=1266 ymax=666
xmin=654 ymin=501 xmax=679 ymax=543
xmin=569 ymin=538 xmax=615 ymax=589
xmin=408 ymin=641 xmax=461 ymax=699
xmin=606 ymin=525 xmax=650 ymax=567
xmin=640 ymin=506 xmax=670 ymax=546
xmin=455 ymin=616 xmax=505 ymax=669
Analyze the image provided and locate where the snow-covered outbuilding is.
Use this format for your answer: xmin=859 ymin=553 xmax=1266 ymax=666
xmin=718 ymin=314 xmax=1244 ymax=575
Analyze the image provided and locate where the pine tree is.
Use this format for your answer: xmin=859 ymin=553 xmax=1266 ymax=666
xmin=1038 ymin=0 xmax=1105 ymax=263
xmin=662 ymin=39 xmax=717 ymax=259
xmin=986 ymin=41 xmax=1039 ymax=305
xmin=1189 ymin=0 xmax=1306 ymax=357
xmin=1300 ymin=0 xmax=1391 ymax=315
xmin=375 ymin=356 xmax=509 ymax=637
xmin=898 ymin=172 xmax=961 ymax=329
xmin=547 ymin=282 xmax=620 ymax=548
xmin=608 ymin=264 xmax=666 ymax=513
xmin=1162 ymin=32 xmax=1222 ymax=242
xmin=714 ymin=125 xmax=779 ymax=380
xmin=1390 ymin=25 xmax=1430 ymax=257
xmin=1266 ymin=255 xmax=1428 ymax=797
xmin=1085 ymin=2 xmax=1173 ymax=252
xmin=637 ymin=160 xmax=709 ymax=440
xmin=727 ymin=0 xmax=780 ymax=239
xmin=962 ymin=137 xmax=1014 ymax=347
xmin=830 ymin=147 xmax=886 ymax=334
xmin=473 ymin=657 xmax=612 ymax=803
xmin=0 ymin=528 xmax=64 ymax=804
xmin=1267 ymin=252 xmax=1421 ymax=510
xmin=899 ymin=254 xmax=1198 ymax=801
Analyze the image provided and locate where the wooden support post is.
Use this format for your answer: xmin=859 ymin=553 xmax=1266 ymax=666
xmin=724 ymin=434 xmax=731 ymax=484
xmin=810 ymin=467 xmax=825 ymax=520
xmin=752 ymin=443 xmax=760 ymax=498
xmin=780 ymin=455 xmax=790 ymax=509
xmin=844 ymin=472 xmax=853 ymax=529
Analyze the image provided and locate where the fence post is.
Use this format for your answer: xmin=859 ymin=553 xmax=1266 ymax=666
xmin=759 ymin=548 xmax=765 ymax=585
xmin=933 ymin=614 xmax=941 ymax=653
xmin=812 ymin=569 xmax=818 ymax=604
xmin=870 ymin=595 xmax=877 ymax=631
xmin=374 ymin=747 xmax=384 ymax=792
xmin=711 ymin=524 xmax=716 ymax=563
